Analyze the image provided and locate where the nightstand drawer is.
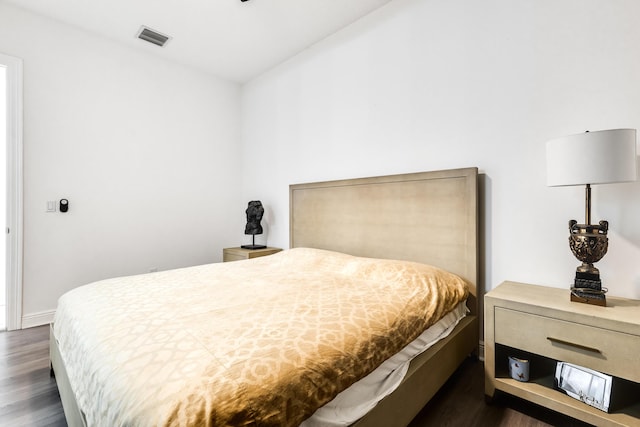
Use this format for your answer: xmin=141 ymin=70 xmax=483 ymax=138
xmin=495 ymin=307 xmax=640 ymax=382
xmin=223 ymin=252 xmax=246 ymax=262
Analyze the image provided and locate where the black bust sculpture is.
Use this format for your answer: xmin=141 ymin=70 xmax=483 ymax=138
xmin=241 ymin=200 xmax=267 ymax=249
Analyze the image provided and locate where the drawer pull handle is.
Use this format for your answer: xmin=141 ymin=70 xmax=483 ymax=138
xmin=546 ymin=337 xmax=601 ymax=354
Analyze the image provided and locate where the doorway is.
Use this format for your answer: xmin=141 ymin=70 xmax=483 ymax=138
xmin=1 ymin=52 xmax=23 ymax=331
xmin=0 ymin=64 xmax=5 ymax=330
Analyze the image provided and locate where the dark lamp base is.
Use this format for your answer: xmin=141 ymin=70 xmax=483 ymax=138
xmin=570 ymin=291 xmax=606 ymax=307
xmin=570 ymin=272 xmax=607 ymax=306
xmin=241 ymin=244 xmax=267 ymax=250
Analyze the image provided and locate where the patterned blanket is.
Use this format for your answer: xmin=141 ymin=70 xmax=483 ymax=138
xmin=53 ymin=248 xmax=468 ymax=426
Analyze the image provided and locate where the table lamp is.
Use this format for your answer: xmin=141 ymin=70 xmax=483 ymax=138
xmin=546 ymin=128 xmax=637 ymax=306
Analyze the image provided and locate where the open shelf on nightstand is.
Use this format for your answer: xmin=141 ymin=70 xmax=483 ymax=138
xmin=494 ymin=345 xmax=640 ymax=424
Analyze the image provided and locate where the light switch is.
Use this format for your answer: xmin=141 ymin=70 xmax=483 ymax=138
xmin=46 ymin=201 xmax=56 ymax=212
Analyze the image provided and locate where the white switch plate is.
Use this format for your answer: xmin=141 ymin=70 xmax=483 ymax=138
xmin=46 ymin=201 xmax=56 ymax=212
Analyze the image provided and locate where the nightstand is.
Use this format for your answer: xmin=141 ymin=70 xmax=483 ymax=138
xmin=485 ymin=281 xmax=640 ymax=426
xmin=222 ymin=247 xmax=282 ymax=262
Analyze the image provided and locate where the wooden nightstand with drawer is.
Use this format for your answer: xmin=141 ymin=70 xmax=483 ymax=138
xmin=485 ymin=281 xmax=640 ymax=426
xmin=223 ymin=247 xmax=282 ymax=262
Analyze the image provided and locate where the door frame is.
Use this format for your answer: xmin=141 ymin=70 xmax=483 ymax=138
xmin=1 ymin=52 xmax=24 ymax=331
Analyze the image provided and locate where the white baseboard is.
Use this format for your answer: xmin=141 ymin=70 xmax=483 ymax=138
xmin=21 ymin=309 xmax=55 ymax=329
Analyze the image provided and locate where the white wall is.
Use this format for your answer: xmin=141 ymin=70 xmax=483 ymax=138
xmin=241 ymin=0 xmax=640 ymax=299
xmin=0 ymin=3 xmax=244 ymax=326
xmin=3 ymin=0 xmax=640 ymax=327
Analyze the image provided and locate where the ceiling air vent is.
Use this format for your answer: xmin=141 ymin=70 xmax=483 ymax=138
xmin=136 ymin=26 xmax=171 ymax=47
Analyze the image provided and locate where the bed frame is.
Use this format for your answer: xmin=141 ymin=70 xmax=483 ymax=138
xmin=50 ymin=167 xmax=479 ymax=427
xmin=290 ymin=167 xmax=479 ymax=427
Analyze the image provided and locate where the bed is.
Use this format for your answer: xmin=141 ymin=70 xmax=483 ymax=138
xmin=50 ymin=167 xmax=479 ymax=427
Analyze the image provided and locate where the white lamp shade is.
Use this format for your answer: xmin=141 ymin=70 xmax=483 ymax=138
xmin=546 ymin=129 xmax=637 ymax=187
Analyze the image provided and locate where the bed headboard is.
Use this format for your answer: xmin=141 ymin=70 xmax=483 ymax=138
xmin=289 ymin=167 xmax=479 ymax=315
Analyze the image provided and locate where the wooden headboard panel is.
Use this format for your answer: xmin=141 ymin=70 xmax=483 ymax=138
xmin=289 ymin=167 xmax=478 ymax=314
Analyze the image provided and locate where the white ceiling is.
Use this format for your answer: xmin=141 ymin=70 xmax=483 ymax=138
xmin=5 ymin=0 xmax=392 ymax=83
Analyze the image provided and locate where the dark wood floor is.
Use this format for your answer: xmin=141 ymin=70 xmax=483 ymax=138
xmin=0 ymin=325 xmax=66 ymax=426
xmin=1 ymin=326 xmax=593 ymax=427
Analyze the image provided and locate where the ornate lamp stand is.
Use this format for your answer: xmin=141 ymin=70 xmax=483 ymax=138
xmin=567 ymin=184 xmax=608 ymax=305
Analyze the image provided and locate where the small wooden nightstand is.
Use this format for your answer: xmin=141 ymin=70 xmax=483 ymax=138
xmin=485 ymin=281 xmax=640 ymax=426
xmin=222 ymin=247 xmax=282 ymax=262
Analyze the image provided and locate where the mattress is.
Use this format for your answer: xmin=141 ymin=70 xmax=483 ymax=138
xmin=53 ymin=248 xmax=469 ymax=427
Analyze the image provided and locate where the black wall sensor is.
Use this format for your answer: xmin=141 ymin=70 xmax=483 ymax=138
xmin=60 ymin=199 xmax=69 ymax=213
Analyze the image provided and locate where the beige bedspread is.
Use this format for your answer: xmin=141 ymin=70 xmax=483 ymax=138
xmin=53 ymin=248 xmax=468 ymax=427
